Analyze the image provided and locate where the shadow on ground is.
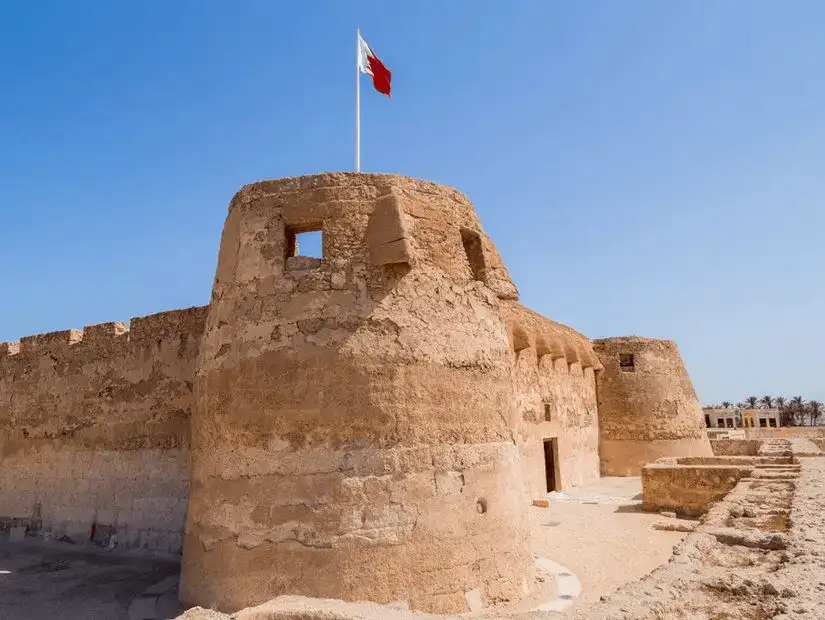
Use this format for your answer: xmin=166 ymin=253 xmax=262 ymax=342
xmin=0 ymin=540 xmax=178 ymax=620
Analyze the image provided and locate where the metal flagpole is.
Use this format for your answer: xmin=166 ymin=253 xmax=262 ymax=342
xmin=355 ymin=26 xmax=361 ymax=172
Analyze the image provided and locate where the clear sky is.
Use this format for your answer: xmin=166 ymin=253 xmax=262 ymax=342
xmin=1 ymin=1 xmax=823 ymax=405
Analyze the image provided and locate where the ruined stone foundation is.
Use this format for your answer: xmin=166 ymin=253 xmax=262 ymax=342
xmin=179 ymin=173 xmax=535 ymax=614
xmin=592 ymin=336 xmax=712 ymax=476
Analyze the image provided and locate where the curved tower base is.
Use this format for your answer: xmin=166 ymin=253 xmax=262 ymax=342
xmin=180 ymin=173 xmax=535 ymax=614
xmin=593 ymin=336 xmax=712 ymax=476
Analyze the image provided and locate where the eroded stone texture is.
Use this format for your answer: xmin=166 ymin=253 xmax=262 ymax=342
xmin=0 ymin=307 xmax=206 ymax=551
xmin=0 ymin=172 xmax=721 ymax=616
xmin=180 ymin=173 xmax=535 ymax=615
xmin=503 ymin=304 xmax=603 ymax=497
xmin=592 ymin=337 xmax=713 ymax=476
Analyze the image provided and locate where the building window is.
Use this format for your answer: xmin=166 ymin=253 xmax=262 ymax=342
xmin=769 ymin=418 xmax=777 ymax=428
xmin=760 ymin=418 xmax=768 ymax=428
xmin=544 ymin=403 xmax=552 ymax=422
xmin=285 ymin=225 xmax=323 ymax=259
xmin=618 ymin=353 xmax=635 ymax=372
xmin=726 ymin=419 xmax=734 ymax=428
xmin=717 ymin=418 xmax=724 ymax=427
xmin=460 ymin=228 xmax=486 ymax=282
xmin=704 ymin=414 xmax=711 ymax=427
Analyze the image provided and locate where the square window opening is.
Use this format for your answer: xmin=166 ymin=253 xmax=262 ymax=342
xmin=618 ymin=353 xmax=635 ymax=372
xmin=769 ymin=418 xmax=777 ymax=427
xmin=285 ymin=225 xmax=324 ymax=259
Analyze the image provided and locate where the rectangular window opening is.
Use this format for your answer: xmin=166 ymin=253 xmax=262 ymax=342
xmin=717 ymin=418 xmax=724 ymax=427
xmin=704 ymin=414 xmax=711 ymax=427
xmin=619 ymin=353 xmax=635 ymax=372
xmin=460 ymin=228 xmax=487 ymax=282
xmin=544 ymin=403 xmax=552 ymax=422
xmin=285 ymin=225 xmax=324 ymax=259
xmin=768 ymin=418 xmax=777 ymax=427
xmin=760 ymin=418 xmax=768 ymax=428
xmin=726 ymin=418 xmax=734 ymax=428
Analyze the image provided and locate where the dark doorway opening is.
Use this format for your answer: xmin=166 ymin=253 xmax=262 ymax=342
xmin=704 ymin=414 xmax=711 ymax=427
xmin=543 ymin=438 xmax=558 ymax=492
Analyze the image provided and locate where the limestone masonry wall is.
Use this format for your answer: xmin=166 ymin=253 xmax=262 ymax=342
xmin=0 ymin=171 xmax=722 ymax=616
xmin=0 ymin=306 xmax=207 ymax=552
xmin=710 ymin=439 xmax=763 ymax=456
xmin=593 ymin=337 xmax=713 ymax=476
xmin=181 ymin=173 xmax=535 ymax=615
xmin=642 ymin=461 xmax=754 ymax=517
xmin=503 ymin=303 xmax=602 ymax=497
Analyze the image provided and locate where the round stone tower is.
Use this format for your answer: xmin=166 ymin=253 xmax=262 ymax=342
xmin=592 ymin=336 xmax=712 ymax=476
xmin=180 ymin=173 xmax=535 ymax=614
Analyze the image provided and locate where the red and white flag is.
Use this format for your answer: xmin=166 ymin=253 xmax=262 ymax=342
xmin=357 ymin=32 xmax=392 ymax=98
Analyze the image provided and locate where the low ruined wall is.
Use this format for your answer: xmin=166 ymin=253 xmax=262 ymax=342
xmin=743 ymin=427 xmax=825 ymax=439
xmin=0 ymin=306 xmax=207 ymax=552
xmin=642 ymin=463 xmax=753 ymax=517
xmin=710 ymin=439 xmax=763 ymax=456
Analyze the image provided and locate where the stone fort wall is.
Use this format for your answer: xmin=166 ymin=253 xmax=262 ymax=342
xmin=0 ymin=306 xmax=207 ymax=552
xmin=504 ymin=302 xmax=602 ymax=497
xmin=0 ymin=171 xmax=713 ymax=615
xmin=593 ymin=336 xmax=713 ymax=475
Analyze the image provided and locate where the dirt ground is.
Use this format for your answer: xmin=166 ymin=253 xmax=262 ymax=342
xmin=530 ymin=476 xmax=686 ymax=612
xmin=0 ymin=541 xmax=178 ymax=620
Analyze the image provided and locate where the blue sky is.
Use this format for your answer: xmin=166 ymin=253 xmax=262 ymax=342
xmin=1 ymin=1 xmax=823 ymax=405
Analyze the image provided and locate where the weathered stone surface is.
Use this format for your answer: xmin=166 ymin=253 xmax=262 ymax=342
xmin=592 ymin=337 xmax=713 ymax=475
xmin=0 ymin=307 xmax=205 ymax=550
xmin=180 ymin=173 xmax=535 ymax=615
xmin=0 ymin=171 xmax=720 ymax=617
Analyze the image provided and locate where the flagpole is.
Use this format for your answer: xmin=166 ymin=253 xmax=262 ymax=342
xmin=355 ymin=26 xmax=361 ymax=172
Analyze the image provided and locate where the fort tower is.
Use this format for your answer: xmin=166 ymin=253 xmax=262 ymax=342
xmin=179 ymin=173 xmax=535 ymax=614
xmin=592 ymin=336 xmax=713 ymax=476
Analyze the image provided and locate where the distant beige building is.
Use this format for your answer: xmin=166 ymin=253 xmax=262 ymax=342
xmin=703 ymin=407 xmax=781 ymax=429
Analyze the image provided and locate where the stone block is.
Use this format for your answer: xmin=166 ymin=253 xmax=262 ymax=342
xmin=532 ymin=499 xmax=550 ymax=508
xmin=435 ymin=471 xmax=465 ymax=495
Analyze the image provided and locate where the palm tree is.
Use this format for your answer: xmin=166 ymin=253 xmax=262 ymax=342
xmin=807 ymin=400 xmax=822 ymax=426
xmin=791 ymin=396 xmax=806 ymax=426
xmin=721 ymin=401 xmax=733 ymax=409
xmin=759 ymin=395 xmax=773 ymax=409
xmin=775 ymin=396 xmax=786 ymax=410
xmin=745 ymin=396 xmax=759 ymax=409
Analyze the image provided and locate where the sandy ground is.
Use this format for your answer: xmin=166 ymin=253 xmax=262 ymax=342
xmin=0 ymin=541 xmax=178 ymax=620
xmin=529 ymin=476 xmax=686 ymax=613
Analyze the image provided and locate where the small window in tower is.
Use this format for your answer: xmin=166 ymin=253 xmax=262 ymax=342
xmin=618 ymin=353 xmax=635 ymax=372
xmin=460 ymin=228 xmax=487 ymax=282
xmin=284 ymin=224 xmax=324 ymax=271
xmin=544 ymin=403 xmax=552 ymax=422
xmin=285 ymin=225 xmax=323 ymax=259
